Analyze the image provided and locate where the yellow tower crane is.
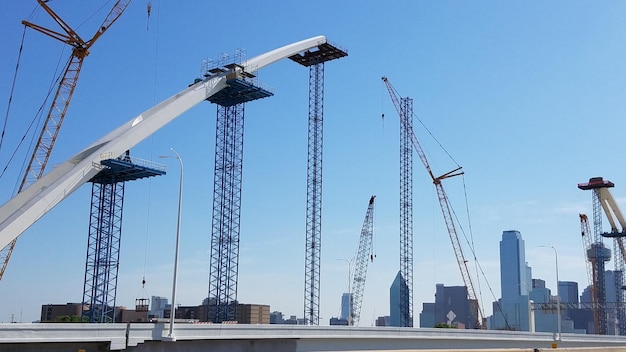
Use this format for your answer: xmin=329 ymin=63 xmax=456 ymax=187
xmin=0 ymin=0 xmax=131 ymax=282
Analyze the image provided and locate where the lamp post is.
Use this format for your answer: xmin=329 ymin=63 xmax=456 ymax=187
xmin=540 ymin=245 xmax=561 ymax=342
xmin=159 ymin=148 xmax=183 ymax=341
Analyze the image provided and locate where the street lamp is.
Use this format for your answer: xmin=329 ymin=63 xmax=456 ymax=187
xmin=540 ymin=245 xmax=561 ymax=342
xmin=159 ymin=148 xmax=183 ymax=341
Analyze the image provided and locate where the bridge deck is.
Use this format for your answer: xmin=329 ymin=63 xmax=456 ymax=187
xmin=2 ymin=323 xmax=626 ymax=351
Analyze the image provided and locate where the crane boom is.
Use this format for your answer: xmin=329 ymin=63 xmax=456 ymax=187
xmin=0 ymin=0 xmax=131 ymax=282
xmin=381 ymin=76 xmax=485 ymax=328
xmin=350 ymin=195 xmax=376 ymax=326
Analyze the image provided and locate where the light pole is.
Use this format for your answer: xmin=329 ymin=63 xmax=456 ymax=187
xmin=540 ymin=245 xmax=561 ymax=341
xmin=160 ymin=148 xmax=183 ymax=341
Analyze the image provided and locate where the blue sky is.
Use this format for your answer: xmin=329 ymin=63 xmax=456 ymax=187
xmin=1 ymin=1 xmax=626 ymax=325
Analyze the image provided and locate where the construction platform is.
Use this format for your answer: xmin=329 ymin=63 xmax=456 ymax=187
xmin=288 ymin=42 xmax=348 ymax=66
xmin=89 ymin=153 xmax=166 ymax=184
xmin=207 ymin=77 xmax=273 ymax=107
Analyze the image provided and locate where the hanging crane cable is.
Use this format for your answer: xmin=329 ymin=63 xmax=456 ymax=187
xmin=0 ymin=27 xmax=27 ymax=155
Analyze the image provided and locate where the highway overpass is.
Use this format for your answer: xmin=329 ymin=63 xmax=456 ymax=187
xmin=2 ymin=323 xmax=626 ymax=351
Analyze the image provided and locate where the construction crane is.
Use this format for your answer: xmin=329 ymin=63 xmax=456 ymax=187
xmin=579 ymin=177 xmax=626 ymax=335
xmin=349 ymin=195 xmax=376 ymax=326
xmin=0 ymin=0 xmax=131 ymax=282
xmin=580 ymin=213 xmax=602 ymax=334
xmin=382 ymin=76 xmax=485 ymax=329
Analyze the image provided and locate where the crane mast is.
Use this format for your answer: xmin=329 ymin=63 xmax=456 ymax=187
xmin=0 ymin=0 xmax=131 ymax=282
xmin=580 ymin=213 xmax=600 ymax=333
xmin=579 ymin=177 xmax=626 ymax=335
xmin=381 ymin=76 xmax=485 ymax=328
xmin=350 ymin=195 xmax=376 ymax=326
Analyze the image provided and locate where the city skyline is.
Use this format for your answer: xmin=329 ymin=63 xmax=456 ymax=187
xmin=1 ymin=1 xmax=626 ymax=325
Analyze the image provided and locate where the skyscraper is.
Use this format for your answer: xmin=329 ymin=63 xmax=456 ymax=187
xmin=500 ymin=230 xmax=531 ymax=301
xmin=340 ymin=293 xmax=353 ymax=321
xmin=390 ymin=271 xmax=410 ymax=327
xmin=559 ymin=281 xmax=579 ymax=305
xmin=492 ymin=230 xmax=532 ymax=331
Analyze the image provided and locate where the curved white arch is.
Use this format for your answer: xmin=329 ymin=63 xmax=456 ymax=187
xmin=0 ymin=35 xmax=328 ymax=250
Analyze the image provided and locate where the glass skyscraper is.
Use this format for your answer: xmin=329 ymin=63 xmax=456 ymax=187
xmin=340 ymin=293 xmax=352 ymax=321
xmin=390 ymin=271 xmax=410 ymax=327
xmin=500 ymin=230 xmax=531 ymax=301
xmin=492 ymin=230 xmax=532 ymax=331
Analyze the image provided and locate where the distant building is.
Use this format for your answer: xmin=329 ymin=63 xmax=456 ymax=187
xmin=491 ymin=230 xmax=531 ymax=331
xmin=41 ymin=303 xmax=147 ymax=323
xmin=41 ymin=303 xmax=86 ymax=322
xmin=559 ymin=281 xmax=579 ymax=305
xmin=341 ymin=293 xmax=353 ymax=321
xmin=389 ymin=271 xmax=411 ymax=327
xmin=236 ymin=304 xmax=270 ymax=324
xmin=376 ymin=316 xmax=390 ymax=327
xmin=419 ymin=284 xmax=476 ymax=329
xmin=149 ymin=296 xmax=169 ymax=318
xmin=270 ymin=311 xmax=284 ymax=324
xmin=115 ymin=307 xmax=149 ymax=323
xmin=419 ymin=303 xmax=435 ymax=328
xmin=605 ymin=270 xmax=623 ymax=335
xmin=532 ymin=278 xmax=546 ymax=289
xmin=167 ymin=304 xmax=208 ymax=321
xmin=329 ymin=317 xmax=348 ymax=325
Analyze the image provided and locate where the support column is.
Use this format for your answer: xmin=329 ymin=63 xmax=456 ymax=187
xmin=399 ymin=97 xmax=414 ymax=327
xmin=82 ymin=153 xmax=165 ymax=323
xmin=209 ymin=103 xmax=245 ymax=323
xmin=304 ymin=59 xmax=324 ymax=325
xmin=82 ymin=181 xmax=124 ymax=323
xmin=289 ymin=42 xmax=347 ymax=326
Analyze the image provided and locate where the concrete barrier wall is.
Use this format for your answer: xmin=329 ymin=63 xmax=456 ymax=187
xmin=3 ymin=323 xmax=626 ymax=351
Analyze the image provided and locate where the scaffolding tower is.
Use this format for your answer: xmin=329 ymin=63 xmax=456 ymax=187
xmin=205 ymin=52 xmax=273 ymax=323
xmin=82 ymin=152 xmax=165 ymax=323
xmin=579 ymin=177 xmax=618 ymax=335
xmin=399 ymin=97 xmax=414 ymax=327
xmin=289 ymin=42 xmax=347 ymax=325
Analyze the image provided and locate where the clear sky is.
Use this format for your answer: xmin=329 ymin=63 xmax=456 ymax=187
xmin=1 ymin=1 xmax=626 ymax=325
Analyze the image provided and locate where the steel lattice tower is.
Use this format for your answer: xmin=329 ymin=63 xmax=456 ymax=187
xmin=82 ymin=153 xmax=164 ymax=323
xmin=591 ymin=189 xmax=609 ymax=334
xmin=305 ymin=59 xmax=324 ymax=325
xmin=208 ymin=103 xmax=245 ymax=323
xmin=204 ymin=53 xmax=274 ymax=323
xmin=614 ymin=234 xmax=626 ymax=335
xmin=289 ymin=42 xmax=347 ymax=325
xmin=399 ymin=97 xmax=414 ymax=327
xmin=82 ymin=181 xmax=124 ymax=323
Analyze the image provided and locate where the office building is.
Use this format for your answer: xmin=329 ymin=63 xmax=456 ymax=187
xmin=491 ymin=230 xmax=531 ymax=331
xmin=41 ymin=303 xmax=86 ymax=322
xmin=533 ymin=278 xmax=546 ymax=289
xmin=419 ymin=284 xmax=476 ymax=329
xmin=389 ymin=271 xmax=410 ymax=327
xmin=341 ymin=292 xmax=353 ymax=321
xmin=376 ymin=315 xmax=390 ymax=326
xmin=419 ymin=303 xmax=435 ymax=328
xmin=559 ymin=281 xmax=579 ymax=305
xmin=236 ymin=304 xmax=270 ymax=324
xmin=149 ymin=296 xmax=169 ymax=318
